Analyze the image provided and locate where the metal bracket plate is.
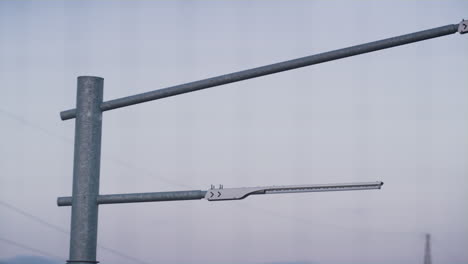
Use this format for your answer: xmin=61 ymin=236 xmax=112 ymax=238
xmin=205 ymin=181 xmax=383 ymax=201
xmin=459 ymin=20 xmax=468 ymax=34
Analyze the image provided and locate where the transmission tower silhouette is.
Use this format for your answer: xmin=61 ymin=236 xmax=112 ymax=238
xmin=424 ymin=233 xmax=432 ymax=264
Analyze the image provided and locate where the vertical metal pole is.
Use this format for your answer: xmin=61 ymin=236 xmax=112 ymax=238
xmin=68 ymin=76 xmax=104 ymax=264
xmin=424 ymin=233 xmax=432 ymax=264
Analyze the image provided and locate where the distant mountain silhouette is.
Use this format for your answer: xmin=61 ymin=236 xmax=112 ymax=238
xmin=0 ymin=256 xmax=317 ymax=264
xmin=0 ymin=255 xmax=61 ymax=264
xmin=262 ymin=262 xmax=318 ymax=264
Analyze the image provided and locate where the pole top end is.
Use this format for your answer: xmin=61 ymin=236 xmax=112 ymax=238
xmin=77 ymin=76 xmax=104 ymax=81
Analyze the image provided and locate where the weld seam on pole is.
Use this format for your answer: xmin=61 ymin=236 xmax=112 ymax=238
xmin=60 ymin=24 xmax=459 ymax=120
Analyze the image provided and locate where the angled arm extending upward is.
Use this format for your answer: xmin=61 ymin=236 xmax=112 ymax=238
xmin=60 ymin=21 xmax=466 ymax=121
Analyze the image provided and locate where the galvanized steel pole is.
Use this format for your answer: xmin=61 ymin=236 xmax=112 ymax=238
xmin=68 ymin=76 xmax=104 ymax=264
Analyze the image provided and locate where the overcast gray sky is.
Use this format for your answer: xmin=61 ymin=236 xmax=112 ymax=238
xmin=0 ymin=1 xmax=467 ymax=264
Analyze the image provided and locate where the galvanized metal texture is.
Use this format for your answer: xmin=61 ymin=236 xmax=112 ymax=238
xmin=58 ymin=182 xmax=383 ymax=205
xmin=58 ymin=190 xmax=207 ymax=206
xmin=68 ymin=77 xmax=103 ymax=264
xmin=205 ymin=181 xmax=384 ymax=201
xmin=60 ymin=23 xmax=459 ymax=121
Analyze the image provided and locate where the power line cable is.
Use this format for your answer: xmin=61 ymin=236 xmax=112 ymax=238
xmin=0 ymin=200 xmax=68 ymax=234
xmin=0 ymin=108 xmax=72 ymax=143
xmin=0 ymin=200 xmax=153 ymax=264
xmin=0 ymin=236 xmax=64 ymax=261
xmin=0 ymin=108 xmax=190 ymax=188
